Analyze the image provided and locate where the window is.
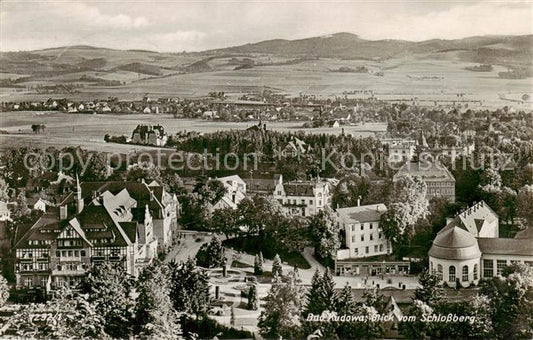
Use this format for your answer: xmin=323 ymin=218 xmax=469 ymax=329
xmin=430 ymin=261 xmax=434 ymax=273
xmin=497 ymin=260 xmax=507 ymax=276
xmin=374 ymin=245 xmax=378 ymax=252
xmin=354 ymin=248 xmax=358 ymax=255
xmin=351 ymin=225 xmax=355 ymax=232
xmin=370 ymin=234 xmax=374 ymax=241
xmin=462 ymin=266 xmax=469 ymax=282
xmin=81 ymin=250 xmax=86 ymax=257
xmin=369 ymin=223 xmax=373 ymax=229
xmin=361 ymin=235 xmax=364 ymax=242
xmin=40 ymin=278 xmax=47 ymax=287
xmin=449 ymin=266 xmax=456 ymax=282
xmin=365 ymin=246 xmax=369 ymax=254
xmin=310 ymin=200 xmax=313 ymax=205
xmin=361 ymin=225 xmax=364 ymax=231
xmin=474 ymin=264 xmax=478 ymax=280
xmin=379 ymin=244 xmax=383 ymax=252
xmin=351 ymin=236 xmax=356 ymax=243
xmin=483 ymin=259 xmax=493 ymax=278
xmin=68 ymin=250 xmax=73 ymax=257
xmin=56 ymin=251 xmax=60 ymax=257
xmin=25 ymin=278 xmax=32 ymax=288
xmin=378 ymin=232 xmax=382 ymax=239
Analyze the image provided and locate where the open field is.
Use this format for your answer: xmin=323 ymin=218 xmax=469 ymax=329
xmin=1 ymin=54 xmax=532 ymax=109
xmin=0 ymin=111 xmax=386 ymax=152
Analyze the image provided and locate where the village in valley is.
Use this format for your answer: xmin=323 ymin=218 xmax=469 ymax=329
xmin=0 ymin=1 xmax=533 ymax=339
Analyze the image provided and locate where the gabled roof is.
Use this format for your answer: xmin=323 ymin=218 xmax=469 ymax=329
xmin=440 ymin=201 xmax=498 ymax=236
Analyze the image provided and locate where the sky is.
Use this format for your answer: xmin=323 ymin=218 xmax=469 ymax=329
xmin=1 ymin=0 xmax=532 ymax=52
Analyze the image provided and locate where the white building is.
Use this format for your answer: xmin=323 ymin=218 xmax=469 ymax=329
xmin=273 ymin=175 xmax=331 ymax=217
xmin=429 ymin=201 xmax=533 ymax=288
xmin=336 ymin=204 xmax=391 ymax=260
xmin=381 ymin=138 xmax=416 ymax=163
xmin=212 ymin=175 xmax=247 ymax=210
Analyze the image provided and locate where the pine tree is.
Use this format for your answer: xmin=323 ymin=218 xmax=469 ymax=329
xmin=254 ymin=253 xmax=264 ymax=275
xmin=248 ymin=284 xmax=259 ymax=310
xmin=169 ymin=258 xmax=212 ymax=318
xmin=414 ymin=269 xmax=443 ymax=306
xmin=230 ymin=306 xmax=236 ymax=326
xmin=81 ymin=262 xmax=136 ymax=338
xmin=135 ymin=261 xmax=182 ymax=339
xmin=258 ymin=271 xmax=304 ymax=339
xmin=303 ymin=268 xmax=338 ymax=338
xmin=272 ymin=254 xmax=283 ymax=277
xmin=0 ymin=273 xmax=9 ymax=307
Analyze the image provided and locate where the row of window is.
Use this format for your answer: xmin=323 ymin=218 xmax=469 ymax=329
xmin=433 ymin=264 xmax=479 ymax=282
xmin=17 ymin=249 xmax=49 ymax=259
xmin=57 ymin=239 xmax=83 ymax=247
xmin=351 ymin=232 xmax=383 ymax=243
xmin=350 ymin=222 xmax=377 ymax=232
xmin=56 ymin=250 xmax=86 ymax=258
xmin=353 ymin=243 xmax=389 ymax=256
xmin=28 ymin=240 xmax=52 ymax=246
xmin=483 ymin=259 xmax=514 ymax=277
xmin=18 ymin=263 xmax=49 ymax=271
xmin=427 ymin=182 xmax=454 ymax=187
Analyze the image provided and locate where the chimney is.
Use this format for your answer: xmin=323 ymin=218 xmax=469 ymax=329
xmin=59 ymin=205 xmax=68 ymax=220
xmin=232 ymin=193 xmax=236 ymax=203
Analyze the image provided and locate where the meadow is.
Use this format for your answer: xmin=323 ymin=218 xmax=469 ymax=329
xmin=0 ymin=111 xmax=387 ymax=152
xmin=1 ymin=53 xmax=531 ymax=109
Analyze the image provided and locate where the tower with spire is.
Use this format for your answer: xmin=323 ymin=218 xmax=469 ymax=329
xmin=75 ymin=173 xmax=84 ymax=214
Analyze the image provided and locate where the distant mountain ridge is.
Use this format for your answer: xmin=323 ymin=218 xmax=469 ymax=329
xmin=208 ymin=32 xmax=532 ymax=64
xmin=0 ymin=32 xmax=531 ymax=82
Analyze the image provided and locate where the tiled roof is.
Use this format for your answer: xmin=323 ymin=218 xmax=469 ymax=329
xmin=337 ymin=204 xmax=387 ymax=223
xmin=478 ymin=238 xmax=533 ymax=256
xmin=394 ymin=161 xmax=455 ymax=182
xmin=515 ymin=227 xmax=533 ymax=239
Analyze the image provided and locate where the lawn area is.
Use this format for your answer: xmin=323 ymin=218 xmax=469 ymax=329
xmin=223 ymin=236 xmax=311 ymax=269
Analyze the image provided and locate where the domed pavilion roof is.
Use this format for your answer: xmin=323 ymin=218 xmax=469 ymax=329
xmin=429 ymin=226 xmax=481 ymax=260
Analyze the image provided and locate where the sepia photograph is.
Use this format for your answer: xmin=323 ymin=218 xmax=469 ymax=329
xmin=0 ymin=0 xmax=532 ymax=339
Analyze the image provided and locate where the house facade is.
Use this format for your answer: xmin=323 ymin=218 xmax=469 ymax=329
xmin=336 ymin=204 xmax=391 ymax=259
xmin=393 ymin=161 xmax=456 ymax=202
xmin=212 ymin=175 xmax=247 ymax=210
xmin=14 ymin=178 xmax=158 ymax=293
xmin=273 ymin=175 xmax=331 ymax=217
xmin=131 ymin=124 xmax=168 ymax=146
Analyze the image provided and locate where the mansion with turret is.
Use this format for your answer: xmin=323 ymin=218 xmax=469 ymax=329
xmin=13 ymin=176 xmax=178 ymax=293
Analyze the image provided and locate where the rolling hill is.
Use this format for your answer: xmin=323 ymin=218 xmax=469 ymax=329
xmin=0 ymin=33 xmax=531 ymax=103
xmin=210 ymin=32 xmax=532 ymax=65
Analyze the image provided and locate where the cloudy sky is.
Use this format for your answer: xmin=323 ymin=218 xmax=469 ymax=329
xmin=1 ymin=0 xmax=532 ymax=52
